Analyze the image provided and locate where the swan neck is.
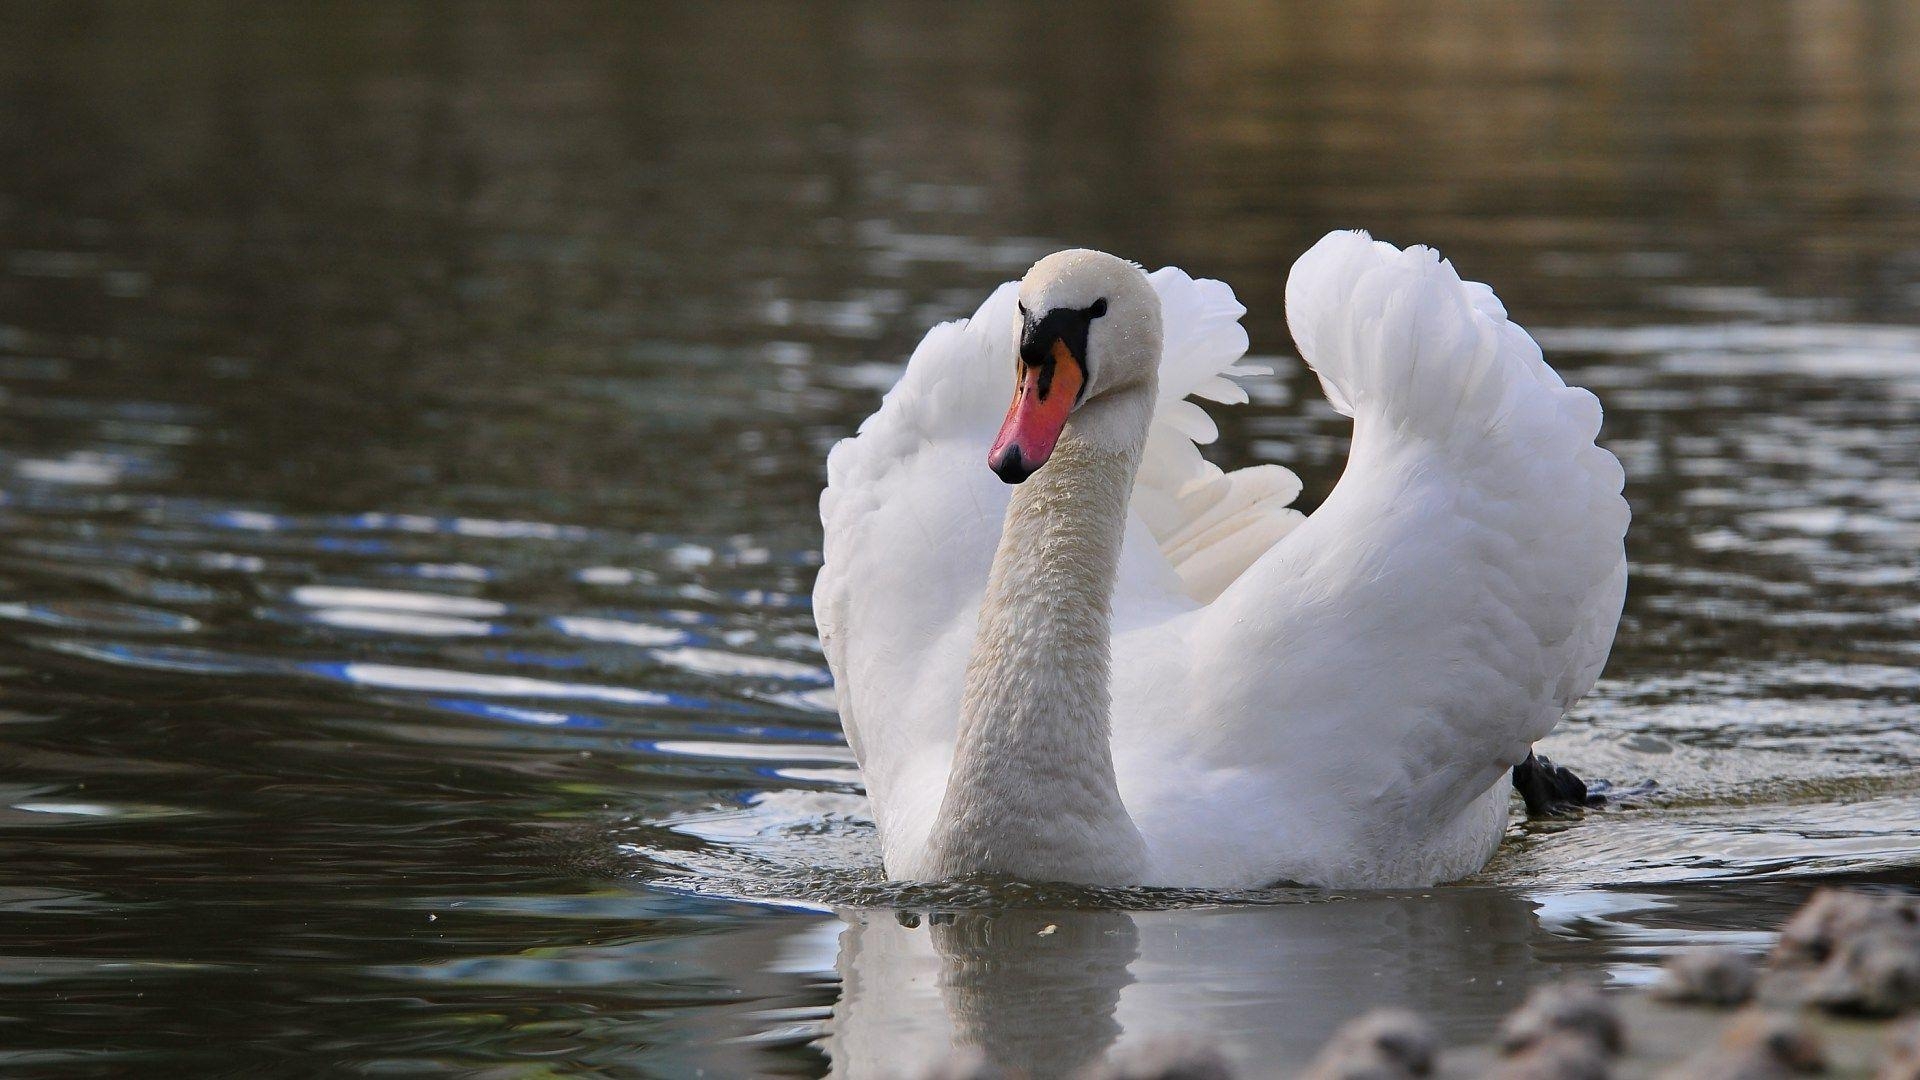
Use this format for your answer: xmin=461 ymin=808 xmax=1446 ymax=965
xmin=930 ymin=392 xmax=1152 ymax=883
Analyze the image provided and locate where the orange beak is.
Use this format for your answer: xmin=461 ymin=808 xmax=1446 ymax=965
xmin=988 ymin=338 xmax=1084 ymax=484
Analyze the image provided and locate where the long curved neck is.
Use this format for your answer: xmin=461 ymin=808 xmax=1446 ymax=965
xmin=928 ymin=390 xmax=1154 ymax=885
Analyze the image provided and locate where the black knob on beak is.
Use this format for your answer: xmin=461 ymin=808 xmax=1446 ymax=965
xmin=990 ymin=444 xmax=1035 ymax=484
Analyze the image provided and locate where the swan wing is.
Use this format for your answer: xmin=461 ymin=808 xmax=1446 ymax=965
xmin=815 ymin=283 xmax=1021 ymax=853
xmin=816 ymin=269 xmax=1286 ymax=862
xmin=1132 ymin=232 xmax=1629 ymax=885
xmin=1134 ymin=268 xmax=1308 ymax=604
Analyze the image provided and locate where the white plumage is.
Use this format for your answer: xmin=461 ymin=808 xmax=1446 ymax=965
xmin=814 ymin=231 xmax=1628 ymax=889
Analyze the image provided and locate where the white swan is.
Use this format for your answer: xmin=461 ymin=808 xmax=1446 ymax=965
xmin=814 ymin=232 xmax=1628 ymax=889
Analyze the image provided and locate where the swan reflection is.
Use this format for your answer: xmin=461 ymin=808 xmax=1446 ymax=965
xmin=825 ymin=889 xmax=1561 ymax=1077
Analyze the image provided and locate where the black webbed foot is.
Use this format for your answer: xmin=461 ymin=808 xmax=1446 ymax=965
xmin=1512 ymin=751 xmax=1603 ymax=819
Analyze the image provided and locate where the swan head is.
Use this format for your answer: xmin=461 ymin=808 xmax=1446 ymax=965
xmin=989 ymin=249 xmax=1162 ymax=484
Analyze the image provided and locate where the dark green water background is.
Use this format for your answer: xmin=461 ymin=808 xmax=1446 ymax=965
xmin=2 ymin=2 xmax=1919 ymax=1075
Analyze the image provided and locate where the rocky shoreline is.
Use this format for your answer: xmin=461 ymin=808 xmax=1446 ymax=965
xmin=927 ymin=886 xmax=1920 ymax=1079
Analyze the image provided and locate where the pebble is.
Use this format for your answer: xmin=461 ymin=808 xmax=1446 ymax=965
xmin=1299 ymin=1008 xmax=1437 ymax=1079
xmin=1772 ymin=888 xmax=1920 ymax=969
xmin=1498 ymin=982 xmax=1625 ymax=1058
xmin=1082 ymin=1036 xmax=1236 ymax=1080
xmin=1805 ymin=926 xmax=1920 ymax=1016
xmin=1488 ymin=1033 xmax=1611 ymax=1080
xmin=1653 ymin=945 xmax=1761 ymax=1006
xmin=1658 ymin=1008 xmax=1825 ymax=1080
xmin=1878 ymin=1017 xmax=1920 ymax=1080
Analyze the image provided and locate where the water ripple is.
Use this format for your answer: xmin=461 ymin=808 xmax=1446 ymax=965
xmin=2 ymin=14 xmax=1919 ymax=1074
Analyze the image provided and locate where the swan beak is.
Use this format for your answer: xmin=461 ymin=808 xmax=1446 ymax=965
xmin=989 ymin=339 xmax=1084 ymax=484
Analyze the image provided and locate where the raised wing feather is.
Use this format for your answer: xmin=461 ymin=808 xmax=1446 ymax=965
xmin=1136 ymin=268 xmax=1305 ymax=602
xmin=814 ymin=285 xmax=1021 ymax=845
xmin=1159 ymin=232 xmax=1628 ymax=884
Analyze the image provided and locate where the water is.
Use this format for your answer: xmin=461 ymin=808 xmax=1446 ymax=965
xmin=2 ymin=2 xmax=1918 ymax=1075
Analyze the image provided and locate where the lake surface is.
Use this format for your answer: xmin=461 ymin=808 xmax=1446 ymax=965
xmin=2 ymin=2 xmax=1919 ymax=1075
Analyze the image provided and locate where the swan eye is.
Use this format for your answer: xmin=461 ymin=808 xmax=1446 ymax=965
xmin=1089 ymin=298 xmax=1108 ymax=318
xmin=1017 ymin=301 xmax=1030 ymax=319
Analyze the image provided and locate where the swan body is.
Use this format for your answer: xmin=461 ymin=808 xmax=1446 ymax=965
xmin=814 ymin=232 xmax=1629 ymax=889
